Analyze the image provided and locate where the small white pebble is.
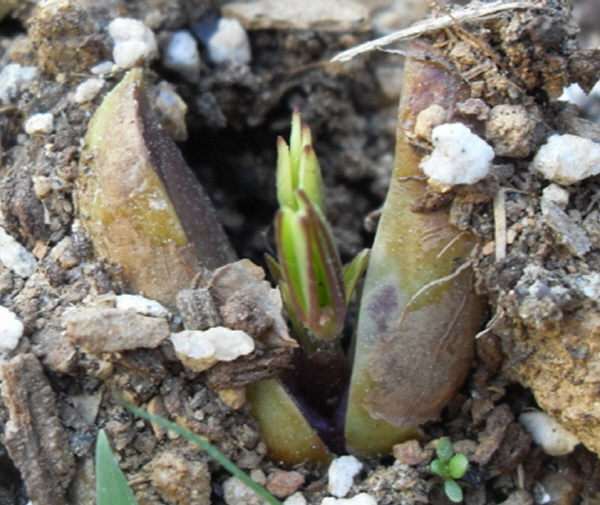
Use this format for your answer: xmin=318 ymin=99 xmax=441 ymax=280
xmin=24 ymin=112 xmax=54 ymax=135
xmin=0 ymin=306 xmax=23 ymax=356
xmin=108 ymin=18 xmax=158 ymax=69
xmin=90 ymin=61 xmax=115 ymax=75
xmin=531 ymin=134 xmax=600 ymax=185
xmin=223 ymin=476 xmax=270 ymax=505
xmin=0 ymin=226 xmax=36 ymax=277
xmin=559 ymin=83 xmax=587 ymax=107
xmin=115 ymin=294 xmax=169 ymax=318
xmin=0 ymin=63 xmax=39 ymax=103
xmin=74 ymin=78 xmax=105 ymax=104
xmin=207 ymin=17 xmax=251 ymax=65
xmin=171 ymin=327 xmax=255 ymax=372
xmin=321 ymin=493 xmax=378 ymax=505
xmin=162 ymin=30 xmax=201 ymax=83
xmin=328 ymin=456 xmax=363 ymax=498
xmin=541 ymin=183 xmax=569 ymax=209
xmin=519 ymin=410 xmax=580 ymax=456
xmin=284 ymin=492 xmax=308 ymax=505
xmin=420 ymin=123 xmax=494 ymax=188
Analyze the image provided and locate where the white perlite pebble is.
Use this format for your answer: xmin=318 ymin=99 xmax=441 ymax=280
xmin=519 ymin=410 xmax=580 ymax=456
xmin=115 ymin=294 xmax=169 ymax=318
xmin=162 ymin=30 xmax=201 ymax=83
xmin=171 ymin=327 xmax=255 ymax=372
xmin=90 ymin=61 xmax=115 ymax=75
xmin=0 ymin=63 xmax=39 ymax=103
xmin=207 ymin=17 xmax=251 ymax=65
xmin=0 ymin=226 xmax=36 ymax=277
xmin=24 ymin=113 xmax=54 ymax=135
xmin=108 ymin=18 xmax=158 ymax=69
xmin=0 ymin=306 xmax=23 ymax=355
xmin=321 ymin=493 xmax=378 ymax=505
xmin=74 ymin=78 xmax=105 ymax=104
xmin=420 ymin=123 xmax=494 ymax=187
xmin=328 ymin=456 xmax=363 ymax=498
xmin=541 ymin=183 xmax=569 ymax=209
xmin=531 ymin=133 xmax=600 ymax=185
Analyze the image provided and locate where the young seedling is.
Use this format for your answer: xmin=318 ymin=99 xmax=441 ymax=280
xmin=344 ymin=40 xmax=486 ymax=457
xmin=95 ymin=429 xmax=138 ymax=505
xmin=94 ymin=398 xmax=284 ymax=505
xmin=248 ymin=110 xmax=369 ymax=465
xmin=430 ymin=437 xmax=469 ymax=503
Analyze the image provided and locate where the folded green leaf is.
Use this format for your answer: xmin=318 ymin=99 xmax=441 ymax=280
xmin=276 ymin=109 xmax=325 ymax=213
xmin=95 ymin=429 xmax=138 ymax=505
xmin=275 ymin=190 xmax=345 ymax=341
xmin=342 ymin=248 xmax=370 ymax=305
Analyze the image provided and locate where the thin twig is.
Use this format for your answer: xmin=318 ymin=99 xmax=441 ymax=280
xmin=331 ymin=1 xmax=546 ymax=63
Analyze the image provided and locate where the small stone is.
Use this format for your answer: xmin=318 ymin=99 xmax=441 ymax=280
xmin=162 ymin=30 xmax=201 ymax=83
xmin=531 ymin=134 xmax=600 ymax=185
xmin=414 ymin=104 xmax=446 ymax=140
xmin=519 ymin=411 xmax=580 ymax=456
xmin=217 ymin=388 xmax=246 ymax=409
xmin=64 ymin=307 xmax=170 ymax=353
xmin=321 ymin=493 xmax=377 ymax=505
xmin=485 ymin=104 xmax=536 ymax=158
xmin=540 ymin=199 xmax=591 ymax=257
xmin=327 ymin=455 xmax=362 ymax=498
xmin=0 ymin=306 xmax=23 ymax=356
xmin=266 ymin=469 xmax=305 ymax=498
xmin=170 ymin=327 xmax=255 ymax=372
xmin=108 ymin=18 xmax=158 ymax=69
xmin=457 ymin=98 xmax=490 ymax=121
xmin=115 ymin=294 xmax=170 ymax=318
xmin=541 ymin=183 xmax=569 ymax=209
xmin=223 ymin=476 xmax=270 ymax=505
xmin=146 ymin=451 xmax=211 ymax=505
xmin=153 ymin=81 xmax=188 ymax=141
xmin=284 ymin=492 xmax=308 ymax=505
xmin=0 ymin=63 xmax=39 ymax=103
xmin=393 ymin=439 xmax=430 ymax=466
xmin=51 ymin=236 xmax=80 ymax=269
xmin=90 ymin=61 xmax=115 ymax=75
xmin=24 ymin=113 xmax=54 ymax=135
xmin=202 ymin=17 xmax=251 ymax=65
xmin=250 ymin=469 xmax=267 ymax=486
xmin=222 ymin=0 xmax=369 ymax=31
xmin=175 ymin=288 xmax=222 ymax=331
xmin=74 ymin=78 xmax=105 ymax=104
xmin=420 ymin=123 xmax=494 ymax=189
xmin=0 ymin=226 xmax=36 ymax=277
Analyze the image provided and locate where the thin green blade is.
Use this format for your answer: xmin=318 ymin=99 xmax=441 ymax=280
xmin=95 ymin=429 xmax=138 ymax=505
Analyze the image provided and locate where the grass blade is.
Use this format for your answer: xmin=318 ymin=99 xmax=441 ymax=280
xmin=95 ymin=429 xmax=138 ymax=505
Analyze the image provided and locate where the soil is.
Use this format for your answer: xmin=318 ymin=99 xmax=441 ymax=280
xmin=0 ymin=1 xmax=600 ymax=505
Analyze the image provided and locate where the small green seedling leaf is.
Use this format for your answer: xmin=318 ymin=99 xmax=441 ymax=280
xmin=95 ymin=429 xmax=138 ymax=505
xmin=342 ymin=248 xmax=370 ymax=305
xmin=430 ymin=458 xmax=447 ymax=478
xmin=448 ymin=454 xmax=469 ymax=480
xmin=430 ymin=437 xmax=468 ymax=503
xmin=444 ymin=479 xmax=464 ymax=503
xmin=436 ymin=436 xmax=455 ymax=463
